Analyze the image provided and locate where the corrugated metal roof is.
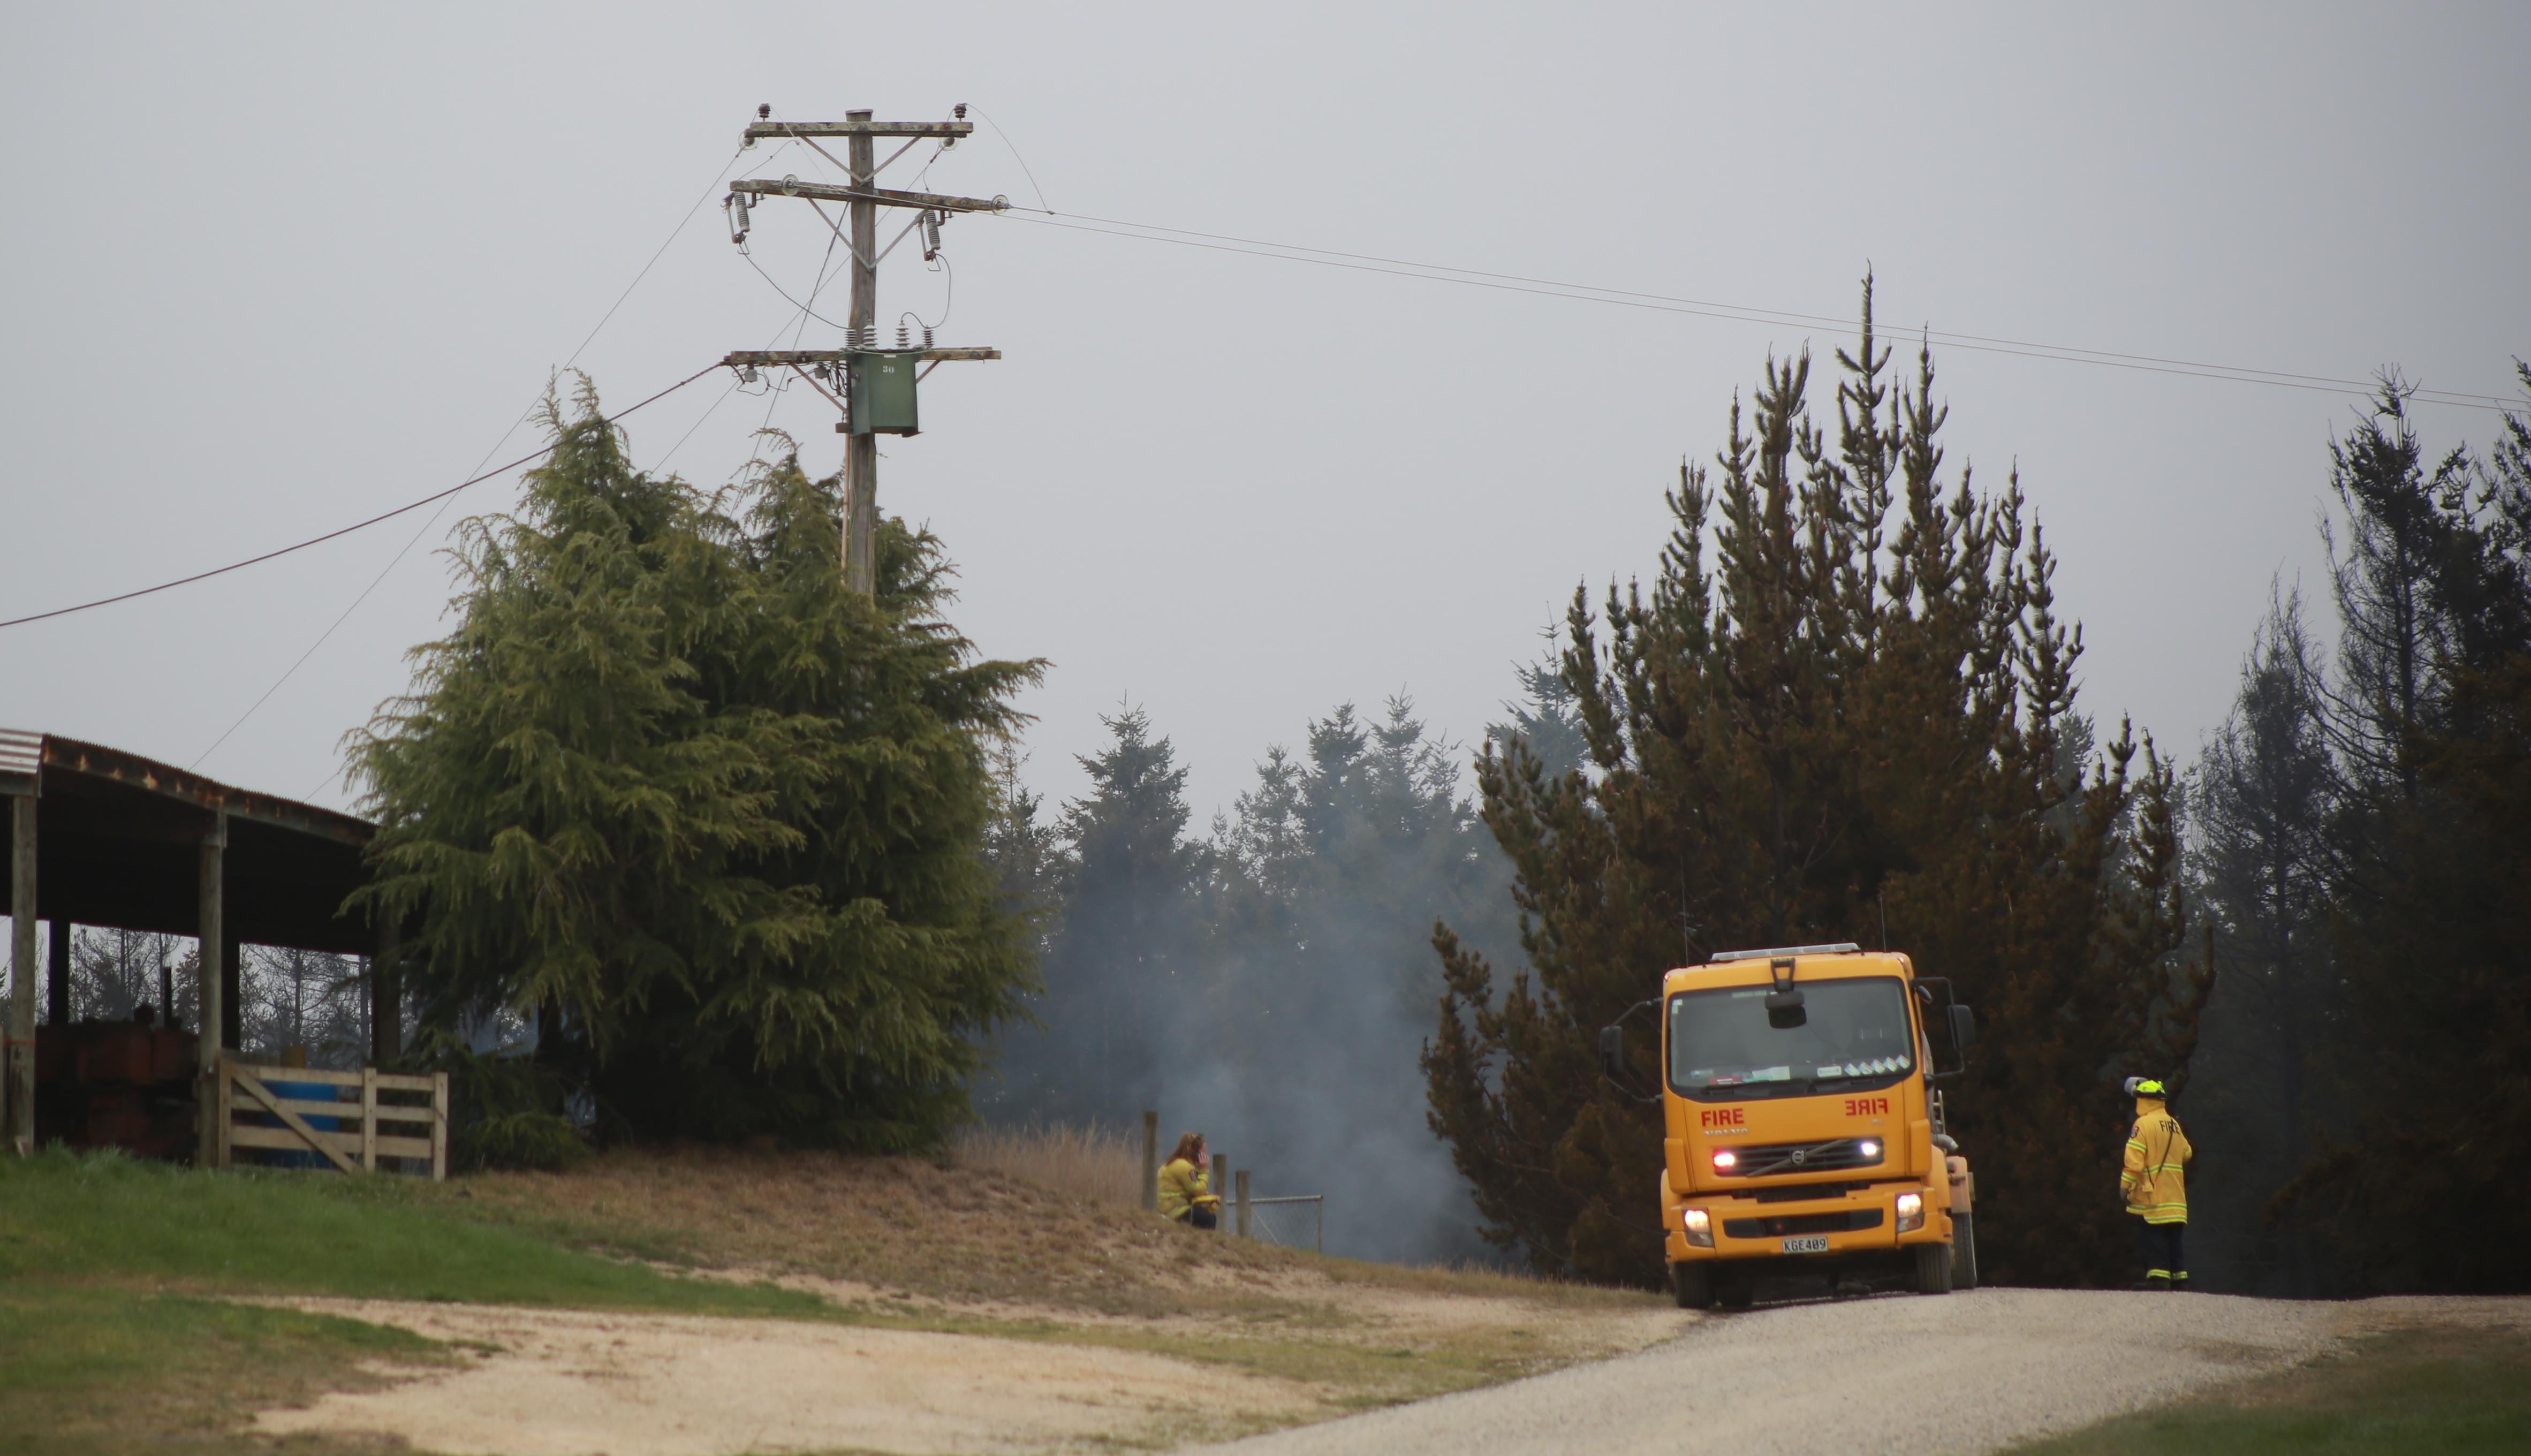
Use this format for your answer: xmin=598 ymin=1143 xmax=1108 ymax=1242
xmin=0 ymin=730 xmax=378 ymax=953
xmin=0 ymin=726 xmax=40 ymax=780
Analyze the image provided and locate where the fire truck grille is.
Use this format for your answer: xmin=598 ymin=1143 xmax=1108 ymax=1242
xmin=1715 ymin=1137 xmax=1884 ymax=1178
xmin=1723 ymin=1208 xmax=1885 ymax=1239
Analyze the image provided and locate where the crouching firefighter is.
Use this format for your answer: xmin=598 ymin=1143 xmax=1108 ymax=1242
xmin=2120 ymin=1076 xmax=2193 ymax=1289
xmin=1157 ymin=1132 xmax=1224 ymax=1230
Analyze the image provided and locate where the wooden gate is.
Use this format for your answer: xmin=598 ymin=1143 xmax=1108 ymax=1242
xmin=215 ymin=1055 xmax=447 ymax=1179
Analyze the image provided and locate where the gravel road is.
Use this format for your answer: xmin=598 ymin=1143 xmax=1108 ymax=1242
xmin=1199 ymin=1288 xmax=2351 ymax=1456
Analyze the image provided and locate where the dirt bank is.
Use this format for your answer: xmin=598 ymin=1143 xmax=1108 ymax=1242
xmin=253 ymin=1299 xmax=1315 ymax=1454
xmin=249 ymin=1272 xmax=1686 ymax=1456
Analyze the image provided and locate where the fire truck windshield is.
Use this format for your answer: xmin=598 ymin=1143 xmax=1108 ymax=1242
xmin=1668 ymin=977 xmax=1914 ymax=1101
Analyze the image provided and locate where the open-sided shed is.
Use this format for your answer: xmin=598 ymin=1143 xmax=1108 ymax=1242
xmin=2 ymin=728 xmax=397 ymax=1159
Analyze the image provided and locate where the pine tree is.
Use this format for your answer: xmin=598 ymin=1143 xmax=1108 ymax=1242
xmin=1203 ymin=697 xmax=1509 ymax=1262
xmin=981 ymin=745 xmax=1069 ymax=954
xmin=1488 ymin=627 xmax=1590 ymax=783
xmin=1424 ymin=284 xmax=2204 ymax=1286
xmin=2320 ymin=382 xmax=2476 ymax=800
xmin=351 ymin=384 xmax=1042 ymax=1149
xmin=994 ymin=706 xmax=1203 ymax=1124
xmin=2184 ymin=589 xmax=2339 ymax=1291
xmin=2279 ymin=363 xmax=2531 ymax=1290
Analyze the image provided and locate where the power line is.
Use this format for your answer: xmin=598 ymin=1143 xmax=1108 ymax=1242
xmin=990 ymin=207 xmax=2519 ymax=414
xmin=0 ymin=365 xmax=720 ymax=633
xmin=185 ymin=148 xmax=752 ymax=770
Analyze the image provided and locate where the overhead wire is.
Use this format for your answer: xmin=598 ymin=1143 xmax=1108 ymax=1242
xmin=29 ymin=122 xmax=2513 ymax=654
xmin=655 ymin=376 xmax=742 ymax=472
xmin=1 ymin=364 xmax=721 ymax=635
xmin=966 ymin=107 xmax=1051 ymax=213
xmin=186 ymin=144 xmax=755 ymax=774
xmin=736 ymin=193 xmax=853 ymax=479
xmin=989 ymin=207 xmax=2517 ymax=414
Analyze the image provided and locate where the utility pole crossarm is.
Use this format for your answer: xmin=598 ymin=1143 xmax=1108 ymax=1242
xmin=731 ymin=178 xmax=1009 ymax=214
xmin=726 ymin=104 xmax=1010 ymax=597
xmin=722 ymin=348 xmax=1001 ymax=367
xmin=745 ymin=120 xmax=973 ymax=140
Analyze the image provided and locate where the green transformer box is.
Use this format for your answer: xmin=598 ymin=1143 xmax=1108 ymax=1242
xmin=847 ymin=349 xmax=923 ymax=436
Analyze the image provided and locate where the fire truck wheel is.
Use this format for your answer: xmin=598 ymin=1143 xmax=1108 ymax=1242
xmin=1953 ymin=1212 xmax=1979 ymax=1290
xmin=1671 ymin=1262 xmax=1714 ymax=1309
xmin=1913 ymin=1239 xmax=1954 ymax=1294
xmin=1714 ymin=1266 xmax=1756 ymax=1309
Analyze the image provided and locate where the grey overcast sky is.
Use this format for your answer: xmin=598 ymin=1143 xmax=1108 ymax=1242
xmin=3 ymin=3 xmax=2525 ymax=823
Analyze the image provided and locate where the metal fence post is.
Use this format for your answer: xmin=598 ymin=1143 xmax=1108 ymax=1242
xmin=1141 ymin=1109 xmax=1158 ymax=1213
xmin=1213 ymin=1152 xmax=1229 ymax=1231
xmin=1236 ymin=1169 xmax=1251 ymax=1238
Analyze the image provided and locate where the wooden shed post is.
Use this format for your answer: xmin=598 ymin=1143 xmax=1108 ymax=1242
xmin=7 ymin=792 xmax=36 ymax=1156
xmin=195 ymin=813 xmax=225 ymax=1169
xmin=359 ymin=1066 xmax=378 ymax=1172
xmin=219 ymin=927 xmax=241 ymax=1057
xmin=371 ymin=915 xmax=401 ymax=1065
xmin=46 ymin=918 xmax=69 ymax=1027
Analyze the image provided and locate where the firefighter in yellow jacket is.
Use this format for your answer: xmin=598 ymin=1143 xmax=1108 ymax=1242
xmin=1157 ymin=1131 xmax=1223 ymax=1230
xmin=2120 ymin=1076 xmax=2192 ymax=1289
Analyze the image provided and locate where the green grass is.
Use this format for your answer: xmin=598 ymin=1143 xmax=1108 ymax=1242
xmin=1 ymin=1147 xmax=1672 ymax=1450
xmin=0 ymin=1147 xmax=823 ymax=1316
xmin=2014 ymin=1322 xmax=2531 ymax=1455
xmin=0 ymin=1149 xmax=839 ymax=1452
xmin=0 ymin=1284 xmax=441 ymax=1455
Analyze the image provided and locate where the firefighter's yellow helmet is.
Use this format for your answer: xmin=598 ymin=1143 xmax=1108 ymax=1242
xmin=2122 ymin=1076 xmax=2167 ymax=1098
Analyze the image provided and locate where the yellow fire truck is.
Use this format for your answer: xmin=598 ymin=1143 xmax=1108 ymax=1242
xmin=1600 ymin=943 xmax=1978 ymax=1309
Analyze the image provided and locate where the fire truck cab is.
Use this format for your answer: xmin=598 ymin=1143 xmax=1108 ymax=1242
xmin=1603 ymin=943 xmax=1978 ymax=1309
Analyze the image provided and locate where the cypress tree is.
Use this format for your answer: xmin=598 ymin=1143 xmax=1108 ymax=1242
xmin=1424 ymin=285 xmax=2205 ymax=1286
xmin=350 ymin=383 xmax=1042 ymax=1149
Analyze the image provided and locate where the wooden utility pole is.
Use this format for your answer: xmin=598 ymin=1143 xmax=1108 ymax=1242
xmin=723 ymin=107 xmax=1005 ymax=595
xmin=843 ymin=111 xmax=880 ymax=596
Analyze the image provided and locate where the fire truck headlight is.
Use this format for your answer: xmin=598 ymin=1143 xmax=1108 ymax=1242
xmin=1681 ymin=1208 xmax=1712 ymax=1248
xmin=1896 ymin=1191 xmax=1925 ymax=1233
xmin=1711 ymin=1150 xmax=1738 ymax=1173
xmin=1859 ymin=1139 xmax=1882 ymax=1159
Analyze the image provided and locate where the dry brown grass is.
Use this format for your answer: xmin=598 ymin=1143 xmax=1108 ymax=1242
xmin=453 ymin=1144 xmax=1295 ymax=1318
xmin=448 ymin=1147 xmax=1658 ymax=1323
xmin=437 ymin=1147 xmax=1681 ymax=1420
xmin=950 ymin=1121 xmax=1141 ymax=1208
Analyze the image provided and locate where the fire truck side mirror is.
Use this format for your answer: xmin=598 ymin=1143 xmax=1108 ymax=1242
xmin=1949 ymin=1003 xmax=1978 ymax=1050
xmin=1597 ymin=1025 xmax=1626 ymax=1080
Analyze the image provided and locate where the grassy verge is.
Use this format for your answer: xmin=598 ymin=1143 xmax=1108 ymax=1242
xmin=0 ymin=1285 xmax=441 ymax=1455
xmin=0 ymin=1148 xmax=830 ymax=1452
xmin=0 ymin=1147 xmax=826 ymax=1316
xmin=2013 ymin=1321 xmax=2531 ymax=1455
xmin=3 ymin=1145 xmax=1671 ymax=1447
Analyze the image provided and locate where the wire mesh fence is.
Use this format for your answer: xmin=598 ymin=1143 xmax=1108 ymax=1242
xmin=1245 ymin=1194 xmax=1323 ymax=1253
